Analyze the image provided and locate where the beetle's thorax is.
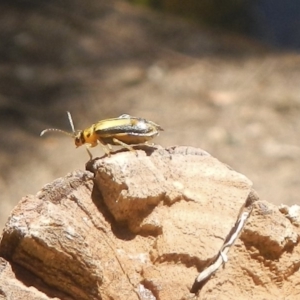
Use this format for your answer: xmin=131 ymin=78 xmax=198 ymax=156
xmin=84 ymin=126 xmax=99 ymax=147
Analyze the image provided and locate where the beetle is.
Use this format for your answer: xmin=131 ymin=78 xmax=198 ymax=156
xmin=40 ymin=112 xmax=163 ymax=159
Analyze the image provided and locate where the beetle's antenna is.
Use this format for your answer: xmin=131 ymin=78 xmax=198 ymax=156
xmin=67 ymin=111 xmax=76 ymax=134
xmin=40 ymin=111 xmax=76 ymax=138
xmin=40 ymin=128 xmax=74 ymax=137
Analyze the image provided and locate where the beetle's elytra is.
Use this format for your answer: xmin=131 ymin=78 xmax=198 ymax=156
xmin=40 ymin=112 xmax=163 ymax=159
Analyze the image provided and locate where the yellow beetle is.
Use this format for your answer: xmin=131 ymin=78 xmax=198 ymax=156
xmin=41 ymin=112 xmax=163 ymax=159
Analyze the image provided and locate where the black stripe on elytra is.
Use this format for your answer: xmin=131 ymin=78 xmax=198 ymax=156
xmin=95 ymin=123 xmax=150 ymax=134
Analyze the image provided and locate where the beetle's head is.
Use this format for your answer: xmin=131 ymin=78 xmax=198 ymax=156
xmin=74 ymin=131 xmax=85 ymax=147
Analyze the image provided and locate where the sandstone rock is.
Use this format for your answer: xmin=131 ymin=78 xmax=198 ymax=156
xmin=0 ymin=146 xmax=299 ymax=300
xmin=0 ymin=257 xmax=61 ymax=300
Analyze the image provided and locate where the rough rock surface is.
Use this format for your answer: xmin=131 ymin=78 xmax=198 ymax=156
xmin=0 ymin=146 xmax=300 ymax=300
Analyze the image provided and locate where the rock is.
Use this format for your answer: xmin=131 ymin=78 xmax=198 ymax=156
xmin=0 ymin=257 xmax=61 ymax=300
xmin=0 ymin=146 xmax=299 ymax=300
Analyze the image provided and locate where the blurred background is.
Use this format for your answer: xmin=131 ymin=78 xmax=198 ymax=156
xmin=1 ymin=0 xmax=300 ymax=229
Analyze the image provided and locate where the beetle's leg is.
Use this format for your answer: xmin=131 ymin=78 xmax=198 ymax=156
xmin=97 ymin=139 xmax=112 ymax=157
xmin=112 ymin=138 xmax=137 ymax=156
xmin=100 ymin=144 xmax=111 ymax=157
xmin=85 ymin=145 xmax=93 ymax=160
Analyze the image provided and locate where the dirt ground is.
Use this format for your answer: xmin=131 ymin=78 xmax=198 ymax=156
xmin=1 ymin=0 xmax=300 ymax=230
